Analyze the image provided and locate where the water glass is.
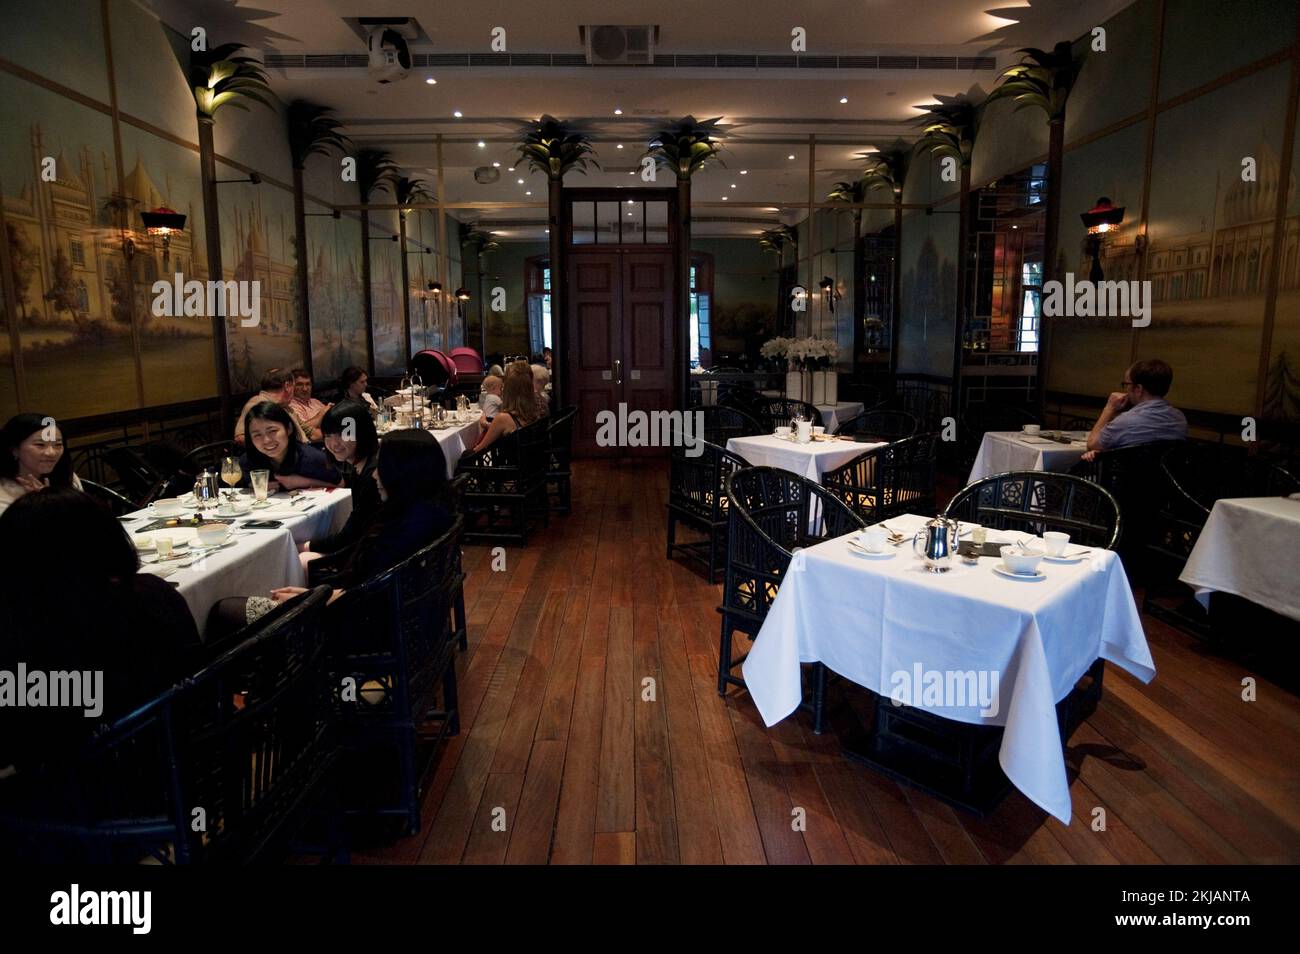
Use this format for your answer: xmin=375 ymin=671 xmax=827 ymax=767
xmin=971 ymin=526 xmax=988 ymax=546
xmin=250 ymin=469 xmax=270 ymax=502
xmin=156 ymin=536 xmax=174 ymax=559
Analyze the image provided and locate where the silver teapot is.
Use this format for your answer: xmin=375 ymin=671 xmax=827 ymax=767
xmin=913 ymin=515 xmax=959 ymax=573
xmin=193 ymin=469 xmax=221 ymax=509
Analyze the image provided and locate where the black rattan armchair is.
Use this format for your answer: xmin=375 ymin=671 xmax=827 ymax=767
xmin=694 ymin=404 xmax=763 ymax=445
xmin=718 ymin=466 xmax=866 ymax=732
xmin=455 ymin=419 xmax=549 ymax=545
xmin=834 ymin=408 xmax=919 ymax=441
xmin=753 ymin=397 xmax=823 ymax=433
xmin=80 ymin=477 xmax=138 ymax=516
xmin=545 ymin=405 xmax=577 ymax=514
xmin=944 ymin=470 xmax=1122 ymax=550
xmin=822 ymin=433 xmax=939 ymax=524
xmin=667 ymin=440 xmax=750 ymax=583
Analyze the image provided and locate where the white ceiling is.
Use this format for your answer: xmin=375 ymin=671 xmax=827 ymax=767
xmin=149 ymin=0 xmax=1134 ymax=237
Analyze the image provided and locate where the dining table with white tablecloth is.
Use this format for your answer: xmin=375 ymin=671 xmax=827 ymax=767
xmin=1178 ymin=495 xmax=1300 ymax=622
xmin=725 ymin=434 xmax=886 ymax=483
xmin=379 ymin=418 xmax=481 ymax=477
xmin=740 ymin=512 xmax=1155 ymax=824
xmin=967 ymin=431 xmax=1091 ymax=484
xmin=121 ymin=488 xmax=353 ymax=639
xmin=817 ymin=401 xmax=864 ymax=433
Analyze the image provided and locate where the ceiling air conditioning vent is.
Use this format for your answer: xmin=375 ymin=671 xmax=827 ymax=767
xmin=582 ymin=25 xmax=657 ymax=65
xmin=474 ymin=166 xmax=500 ymax=184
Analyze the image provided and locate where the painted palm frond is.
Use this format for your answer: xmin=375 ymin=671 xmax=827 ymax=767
xmin=395 ymin=176 xmax=434 ymax=209
xmin=288 ymin=100 xmax=350 ymax=169
xmin=356 ymin=149 xmax=399 ymax=202
xmin=855 ymin=146 xmax=909 ymax=195
xmin=462 ymin=227 xmax=501 ymax=261
xmin=515 ymin=115 xmax=599 ymax=181
xmin=646 ymin=116 xmax=725 ymax=181
xmin=758 ymin=224 xmax=797 ymax=255
xmin=189 ymin=42 xmax=276 ymax=118
xmin=986 ymin=43 xmax=1077 ymax=123
xmin=912 ymin=94 xmax=980 ymax=167
xmin=827 ymin=180 xmax=868 ymax=204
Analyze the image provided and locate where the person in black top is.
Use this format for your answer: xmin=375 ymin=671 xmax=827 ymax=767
xmin=0 ymin=488 xmax=202 ymax=777
xmin=239 ymin=401 xmax=340 ymax=491
xmin=298 ymin=401 xmax=381 ymax=576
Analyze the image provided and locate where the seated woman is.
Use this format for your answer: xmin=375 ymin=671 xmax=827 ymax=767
xmin=297 ymin=401 xmax=381 ymax=574
xmin=0 ymin=413 xmax=83 ymax=516
xmin=470 ymin=361 xmax=540 ymax=454
xmin=209 ymin=429 xmax=454 ymax=634
xmin=0 ymin=488 xmax=201 ymax=778
xmin=530 ymin=364 xmax=551 ymax=419
xmin=239 ymin=401 xmax=340 ymax=492
xmin=340 ymin=365 xmax=380 ymax=418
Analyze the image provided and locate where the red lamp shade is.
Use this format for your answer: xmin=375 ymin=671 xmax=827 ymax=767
xmin=1080 ymin=197 xmax=1124 ymax=235
xmin=141 ymin=206 xmax=187 ymax=236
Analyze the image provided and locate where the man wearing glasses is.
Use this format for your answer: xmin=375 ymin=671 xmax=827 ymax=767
xmin=1081 ymin=358 xmax=1187 ymax=462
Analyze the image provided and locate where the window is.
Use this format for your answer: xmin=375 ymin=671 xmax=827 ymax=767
xmin=526 ymin=257 xmax=551 ymax=353
xmin=1018 ymin=261 xmax=1041 ymax=352
xmin=69 ymin=239 xmax=85 ymax=267
xmin=689 ymin=256 xmax=712 ymax=367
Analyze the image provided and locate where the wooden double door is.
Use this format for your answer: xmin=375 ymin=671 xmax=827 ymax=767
xmin=567 ymin=249 xmax=677 ymax=457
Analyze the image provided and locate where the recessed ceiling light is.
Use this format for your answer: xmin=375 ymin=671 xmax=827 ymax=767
xmin=453 ymin=110 xmax=463 ymax=118
xmin=839 ymin=96 xmax=848 ymax=104
xmin=507 ymin=166 xmax=515 ymax=172
xmin=627 ymin=199 xmax=634 ymax=204
xmin=425 ymin=77 xmax=437 ymax=85
xmin=614 ymin=107 xmax=623 ymax=115
xmin=740 ymin=169 xmax=748 ymax=175
xmin=616 ymin=143 xmax=624 ymax=149
xmin=477 ymin=141 xmax=485 ymax=148
xmin=730 ymin=183 xmax=737 ymax=189
xmin=721 ymin=196 xmax=728 ymax=200
xmin=628 ymin=171 xmax=635 ymax=176
xmin=492 ymin=161 xmax=500 ymax=168
xmin=788 ymin=154 xmax=795 ymax=160
xmin=627 ymin=212 xmax=633 ymax=217
xmin=525 ymin=190 xmax=532 ymax=195
xmin=517 ymin=178 xmax=525 ymax=184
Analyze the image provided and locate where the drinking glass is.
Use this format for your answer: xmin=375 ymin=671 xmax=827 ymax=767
xmin=220 ymin=456 xmax=242 ymax=499
xmin=971 ymin=526 xmax=988 ymax=547
xmin=250 ymin=469 xmax=270 ymax=502
xmin=156 ymin=536 xmax=173 ymax=559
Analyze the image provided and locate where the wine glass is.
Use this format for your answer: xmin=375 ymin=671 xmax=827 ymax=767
xmin=220 ymin=456 xmax=242 ymax=501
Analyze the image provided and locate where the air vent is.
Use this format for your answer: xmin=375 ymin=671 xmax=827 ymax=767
xmin=474 ymin=167 xmax=500 ymax=184
xmin=582 ymin=25 xmax=658 ymax=65
xmin=265 ymin=51 xmax=997 ymax=72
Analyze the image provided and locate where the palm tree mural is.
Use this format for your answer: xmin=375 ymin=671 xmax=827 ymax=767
xmin=461 ymin=226 xmax=500 ymax=357
xmin=288 ymin=100 xmax=350 ymax=378
xmin=759 ymin=225 xmax=799 ymax=338
xmin=188 ymin=42 xmax=275 ymax=412
xmin=355 ymin=149 xmax=399 ymax=373
xmin=857 ymin=144 xmax=909 ymax=372
xmin=395 ymin=175 xmax=434 ymax=360
xmin=986 ymin=42 xmax=1079 ymax=409
xmin=646 ymin=116 xmax=725 ymax=402
xmin=515 ymin=115 xmax=598 ymax=402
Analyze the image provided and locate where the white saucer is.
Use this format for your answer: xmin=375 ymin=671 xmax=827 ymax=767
xmin=993 ymin=563 xmax=1046 ymax=581
xmin=190 ymin=537 xmax=238 ymax=552
xmin=1042 ymin=551 xmax=1087 ymax=564
xmin=848 ymin=542 xmax=895 ymax=558
xmin=250 ymin=499 xmax=272 ymax=509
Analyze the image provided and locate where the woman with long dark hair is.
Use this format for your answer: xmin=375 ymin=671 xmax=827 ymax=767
xmin=0 ymin=413 xmax=82 ymax=515
xmin=0 ymin=488 xmax=201 ymax=775
xmin=339 ymin=366 xmax=380 ymax=417
xmin=298 ymin=401 xmax=381 ymax=573
xmin=239 ymin=401 xmax=340 ymax=491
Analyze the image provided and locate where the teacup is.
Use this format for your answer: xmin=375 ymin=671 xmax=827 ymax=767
xmin=813 ymin=426 xmax=826 ymax=437
xmin=1043 ymin=531 xmax=1070 ymax=556
xmin=196 ymin=523 xmax=231 ymax=548
xmin=1022 ymin=424 xmax=1041 ymax=435
xmin=148 ymin=498 xmax=185 ymax=517
xmin=858 ymin=526 xmax=889 ymax=553
xmin=775 ymin=426 xmax=791 ymax=439
xmin=1000 ymin=545 xmax=1044 ymax=575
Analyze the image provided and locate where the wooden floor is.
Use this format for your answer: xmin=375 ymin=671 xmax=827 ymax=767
xmin=359 ymin=458 xmax=1300 ymax=864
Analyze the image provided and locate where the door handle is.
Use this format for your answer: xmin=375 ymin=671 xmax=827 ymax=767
xmin=614 ymin=359 xmax=622 ymax=385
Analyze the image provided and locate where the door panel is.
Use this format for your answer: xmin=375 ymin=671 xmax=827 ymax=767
xmin=569 ymin=254 xmax=623 ymax=456
xmin=622 ymin=252 xmax=675 ymax=457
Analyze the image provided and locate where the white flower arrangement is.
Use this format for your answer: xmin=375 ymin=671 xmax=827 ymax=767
xmin=762 ymin=336 xmax=839 ymax=368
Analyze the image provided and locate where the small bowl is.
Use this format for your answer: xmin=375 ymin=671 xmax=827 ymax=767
xmin=1000 ymin=545 xmax=1044 ymax=575
xmin=775 ymin=426 xmax=791 ymax=439
xmin=813 ymin=426 xmax=826 ymax=436
xmin=1022 ymin=424 xmax=1041 ymax=435
xmin=196 ymin=524 xmax=231 ymax=548
xmin=150 ymin=498 xmax=186 ymax=517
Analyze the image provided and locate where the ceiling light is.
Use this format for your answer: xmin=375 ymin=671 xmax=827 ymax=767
xmin=730 ymin=183 xmax=736 ymax=189
xmin=839 ymin=96 xmax=848 ymax=104
xmin=614 ymin=107 xmax=623 ymax=115
xmin=492 ymin=161 xmax=500 ymax=168
xmin=453 ymin=110 xmax=463 ymax=118
xmin=517 ymin=178 xmax=524 ymax=184
xmin=788 ymin=154 xmax=795 ymax=160
xmin=616 ymin=143 xmax=624 ymax=149
xmin=722 ymin=196 xmax=728 ymax=200
xmin=627 ymin=212 xmax=633 ymax=217
xmin=627 ymin=199 xmax=634 ymax=204
xmin=425 ymin=77 xmax=437 ymax=85
xmin=740 ymin=169 xmax=748 ymax=175
xmin=525 ymin=190 xmax=532 ymax=195
xmin=477 ymin=141 xmax=485 ymax=148
xmin=628 ymin=171 xmax=635 ymax=175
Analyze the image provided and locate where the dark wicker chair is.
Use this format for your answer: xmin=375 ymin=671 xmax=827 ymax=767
xmin=667 ymin=440 xmax=750 ymax=583
xmin=326 ymin=517 xmax=463 ymax=835
xmin=834 ymin=408 xmax=919 ymax=441
xmin=455 ymin=419 xmax=549 ymax=545
xmin=101 ymin=446 xmax=164 ymax=503
xmin=694 ymin=404 xmax=763 ymax=445
xmin=945 ymin=470 xmax=1122 ymax=550
xmin=181 ymin=440 xmax=240 ymax=479
xmin=80 ymin=477 xmax=138 ymax=516
xmin=716 ymin=379 xmax=763 ymax=416
xmin=753 ymin=397 xmax=823 ymax=433
xmin=959 ymin=403 xmax=1042 ymax=469
xmin=719 ymin=467 xmax=866 ymax=732
xmin=821 ymin=433 xmax=939 ymax=525
xmin=0 ymin=587 xmax=339 ymax=865
xmin=545 ymin=405 xmax=577 ymax=514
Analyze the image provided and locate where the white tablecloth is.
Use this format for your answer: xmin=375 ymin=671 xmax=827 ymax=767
xmin=1179 ymin=496 xmax=1300 ymax=622
xmin=380 ymin=419 xmax=480 ymax=477
xmin=123 ymin=489 xmax=353 ymax=638
xmin=817 ymin=401 xmax=864 ymax=433
xmin=968 ymin=431 xmax=1090 ymax=484
xmin=741 ymin=512 xmax=1155 ymax=824
xmin=726 ymin=434 xmax=886 ymax=483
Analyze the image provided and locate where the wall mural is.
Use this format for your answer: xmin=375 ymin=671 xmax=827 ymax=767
xmin=306 ymin=208 xmax=366 ymax=384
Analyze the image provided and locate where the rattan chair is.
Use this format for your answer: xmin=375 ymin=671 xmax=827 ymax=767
xmin=718 ymin=466 xmax=866 ymax=732
xmin=945 ymin=470 xmax=1122 ymax=550
xmin=80 ymin=477 xmax=138 ymax=516
xmin=959 ymin=404 xmax=1042 ymax=468
xmin=753 ymin=397 xmax=823 ymax=433
xmin=545 ymin=405 xmax=577 ymax=514
xmin=0 ymin=587 xmax=339 ymax=864
xmin=834 ymin=408 xmax=919 ymax=441
xmin=821 ymin=433 xmax=939 ymax=524
xmin=326 ymin=517 xmax=463 ymax=835
xmin=455 ymin=419 xmax=549 ymax=545
xmin=694 ymin=405 xmax=763 ymax=445
xmin=667 ymin=440 xmax=750 ymax=583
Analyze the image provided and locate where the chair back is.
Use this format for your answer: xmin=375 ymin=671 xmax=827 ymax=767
xmin=693 ymin=405 xmax=763 ymax=445
xmin=546 ymin=405 xmax=577 ymax=472
xmin=945 ymin=471 xmax=1122 ymax=550
xmin=822 ymin=433 xmax=938 ymax=524
xmin=835 ymin=408 xmax=919 ymax=441
xmin=0 ymin=587 xmax=334 ymax=864
xmin=448 ymin=347 xmax=484 ymax=375
xmin=102 ymin=446 xmax=164 ymax=502
xmin=753 ymin=398 xmax=823 ymax=433
xmin=80 ymin=478 xmax=138 ymax=516
xmin=722 ymin=467 xmax=866 ymax=631
xmin=669 ymin=440 xmax=749 ymax=525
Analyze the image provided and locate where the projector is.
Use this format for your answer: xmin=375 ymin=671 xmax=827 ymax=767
xmin=367 ymin=26 xmax=411 ymax=83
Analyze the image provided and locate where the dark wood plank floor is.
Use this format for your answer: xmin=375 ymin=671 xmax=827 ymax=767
xmin=359 ymin=458 xmax=1300 ymax=864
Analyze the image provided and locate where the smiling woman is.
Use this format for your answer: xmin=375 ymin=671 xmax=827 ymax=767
xmin=0 ymin=412 xmax=83 ymax=515
xmin=238 ymin=401 xmax=340 ymax=491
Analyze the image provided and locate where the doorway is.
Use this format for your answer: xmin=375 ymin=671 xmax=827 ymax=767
xmin=564 ymin=189 xmax=680 ymax=457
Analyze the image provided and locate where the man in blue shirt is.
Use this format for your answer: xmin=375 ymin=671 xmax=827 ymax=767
xmin=1081 ymin=358 xmax=1187 ymax=461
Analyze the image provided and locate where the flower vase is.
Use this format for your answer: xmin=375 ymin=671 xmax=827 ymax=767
xmin=785 ymin=370 xmax=809 ymax=402
xmin=820 ymin=371 xmax=838 ymax=405
xmin=810 ymin=370 xmax=827 ymax=405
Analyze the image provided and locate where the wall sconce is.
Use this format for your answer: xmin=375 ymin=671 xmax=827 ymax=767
xmin=1080 ymin=196 xmax=1125 ymax=282
xmin=454 ymin=286 xmax=470 ymax=319
xmin=140 ymin=206 xmax=186 ymax=269
xmin=818 ymin=276 xmax=841 ymax=313
xmin=428 ymin=281 xmax=442 ymax=294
